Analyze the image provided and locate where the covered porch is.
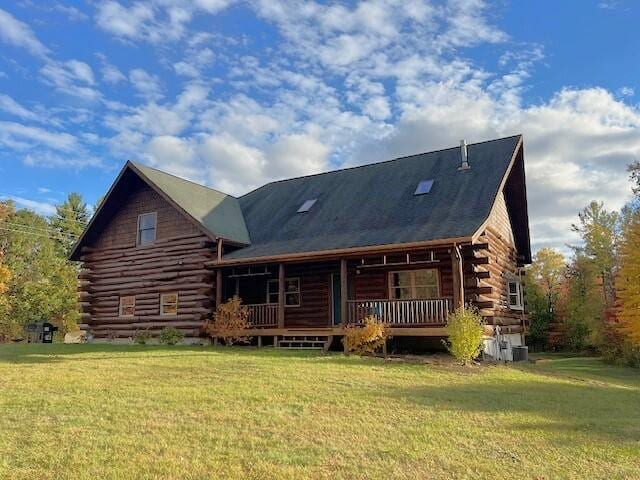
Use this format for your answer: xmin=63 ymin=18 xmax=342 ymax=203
xmin=210 ymin=244 xmax=471 ymax=335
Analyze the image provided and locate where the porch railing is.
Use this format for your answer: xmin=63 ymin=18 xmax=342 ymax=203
xmin=245 ymin=303 xmax=278 ymax=327
xmin=347 ymin=298 xmax=452 ymax=326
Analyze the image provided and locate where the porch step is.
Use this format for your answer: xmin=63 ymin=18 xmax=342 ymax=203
xmin=276 ymin=335 xmax=332 ymax=351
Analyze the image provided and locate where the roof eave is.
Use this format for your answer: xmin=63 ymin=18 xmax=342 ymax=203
xmin=206 ymin=235 xmax=474 ymax=267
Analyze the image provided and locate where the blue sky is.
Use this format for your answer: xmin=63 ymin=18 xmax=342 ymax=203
xmin=0 ymin=0 xmax=639 ymax=251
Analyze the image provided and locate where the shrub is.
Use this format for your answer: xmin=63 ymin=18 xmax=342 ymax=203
xmin=205 ymin=296 xmax=250 ymax=346
xmin=342 ymin=316 xmax=389 ymax=355
xmin=444 ymin=306 xmax=484 ymax=365
xmin=159 ymin=326 xmax=184 ymax=345
xmin=133 ymin=329 xmax=152 ymax=345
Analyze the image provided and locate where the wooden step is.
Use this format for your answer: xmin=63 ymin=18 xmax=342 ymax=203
xmin=276 ymin=335 xmax=332 ymax=351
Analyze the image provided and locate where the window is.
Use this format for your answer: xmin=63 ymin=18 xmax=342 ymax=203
xmin=267 ymin=278 xmax=301 ymax=307
xmin=297 ymin=199 xmax=317 ymax=213
xmin=161 ymin=293 xmax=178 ymax=315
xmin=414 ymin=179 xmax=434 ymax=195
xmin=137 ymin=212 xmax=157 ymax=245
xmin=119 ymin=296 xmax=135 ymax=317
xmin=508 ymin=281 xmax=523 ymax=310
xmin=389 ymin=269 xmax=439 ymax=299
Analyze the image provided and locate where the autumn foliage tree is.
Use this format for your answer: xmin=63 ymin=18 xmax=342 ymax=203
xmin=617 ymin=211 xmax=640 ymax=347
xmin=525 ymin=248 xmax=566 ymax=349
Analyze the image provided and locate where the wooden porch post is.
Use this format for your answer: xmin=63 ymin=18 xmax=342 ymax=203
xmin=215 ymin=269 xmax=222 ymax=308
xmin=340 ymin=259 xmax=348 ymax=326
xmin=451 ymin=245 xmax=465 ymax=310
xmin=278 ymin=263 xmax=285 ymax=329
xmin=215 ymin=237 xmax=223 ymax=308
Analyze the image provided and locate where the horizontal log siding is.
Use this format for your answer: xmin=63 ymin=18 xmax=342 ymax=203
xmin=470 ymin=191 xmax=526 ymax=331
xmin=283 ymin=262 xmax=336 ymax=328
xmin=78 ymin=183 xmax=216 ymax=339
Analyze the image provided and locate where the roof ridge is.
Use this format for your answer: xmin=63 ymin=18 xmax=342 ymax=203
xmin=239 ymin=134 xmax=522 ymax=198
xmin=131 ymin=161 xmax=238 ymax=199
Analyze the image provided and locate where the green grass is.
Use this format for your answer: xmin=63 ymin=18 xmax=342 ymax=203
xmin=0 ymin=345 xmax=638 ymax=480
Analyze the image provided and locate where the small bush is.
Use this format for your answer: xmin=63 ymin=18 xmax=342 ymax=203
xmin=133 ymin=329 xmax=152 ymax=345
xmin=205 ymin=296 xmax=250 ymax=346
xmin=342 ymin=316 xmax=389 ymax=355
xmin=444 ymin=306 xmax=484 ymax=365
xmin=159 ymin=326 xmax=184 ymax=345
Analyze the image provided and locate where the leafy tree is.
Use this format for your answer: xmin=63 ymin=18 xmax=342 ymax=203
xmin=617 ymin=211 xmax=640 ymax=346
xmin=629 ymin=161 xmax=640 ymax=198
xmin=525 ymin=248 xmax=566 ymax=349
xmin=0 ymin=251 xmax=12 ymax=341
xmin=0 ymin=208 xmax=78 ymax=340
xmin=50 ymin=193 xmax=89 ymax=256
xmin=562 ymin=254 xmax=603 ymax=351
xmin=571 ymin=201 xmax=620 ymax=305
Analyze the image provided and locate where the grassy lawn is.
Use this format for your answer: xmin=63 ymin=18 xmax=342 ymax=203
xmin=0 ymin=345 xmax=638 ymax=480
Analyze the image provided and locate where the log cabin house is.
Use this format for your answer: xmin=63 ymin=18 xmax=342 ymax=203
xmin=70 ymin=134 xmax=531 ymax=354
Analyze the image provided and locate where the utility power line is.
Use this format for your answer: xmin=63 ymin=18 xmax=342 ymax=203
xmin=0 ymin=221 xmax=79 ymax=238
xmin=0 ymin=225 xmax=75 ymax=241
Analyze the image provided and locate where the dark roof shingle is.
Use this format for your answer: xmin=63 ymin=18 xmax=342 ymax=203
xmin=224 ymin=135 xmax=522 ymax=261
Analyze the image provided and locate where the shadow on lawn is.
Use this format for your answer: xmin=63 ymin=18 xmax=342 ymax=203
xmin=385 ymin=376 xmax=640 ymax=442
xmin=0 ymin=343 xmax=327 ymax=364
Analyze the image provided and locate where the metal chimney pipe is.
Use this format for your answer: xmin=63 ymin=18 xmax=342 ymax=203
xmin=459 ymin=139 xmax=470 ymax=170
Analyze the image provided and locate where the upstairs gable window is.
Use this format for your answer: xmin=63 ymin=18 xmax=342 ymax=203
xmin=137 ymin=212 xmax=157 ymax=246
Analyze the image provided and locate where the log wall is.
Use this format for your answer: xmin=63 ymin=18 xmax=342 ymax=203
xmin=78 ymin=185 xmax=216 ymax=339
xmin=466 ymin=191 xmax=526 ymax=333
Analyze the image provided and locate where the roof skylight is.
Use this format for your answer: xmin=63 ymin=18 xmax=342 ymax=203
xmin=297 ymin=198 xmax=317 ymax=213
xmin=414 ymin=179 xmax=434 ymax=195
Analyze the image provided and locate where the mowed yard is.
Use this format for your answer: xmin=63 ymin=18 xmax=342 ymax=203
xmin=0 ymin=345 xmax=639 ymax=480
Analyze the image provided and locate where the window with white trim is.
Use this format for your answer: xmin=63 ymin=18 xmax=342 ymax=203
xmin=137 ymin=212 xmax=157 ymax=246
xmin=267 ymin=278 xmax=301 ymax=306
xmin=508 ymin=281 xmax=523 ymax=310
xmin=161 ymin=293 xmax=178 ymax=315
xmin=389 ymin=269 xmax=440 ymax=300
xmin=119 ymin=296 xmax=135 ymax=317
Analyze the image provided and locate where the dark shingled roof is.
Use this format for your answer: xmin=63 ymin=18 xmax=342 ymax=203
xmin=224 ymin=135 xmax=523 ymax=261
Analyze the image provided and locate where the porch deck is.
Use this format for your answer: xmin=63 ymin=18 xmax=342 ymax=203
xmin=239 ymin=326 xmax=449 ymax=337
xmin=244 ymin=297 xmax=452 ymax=334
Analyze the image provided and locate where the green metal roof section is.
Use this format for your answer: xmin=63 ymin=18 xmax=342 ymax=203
xmin=223 ymin=135 xmax=524 ymax=261
xmin=132 ymin=163 xmax=251 ymax=245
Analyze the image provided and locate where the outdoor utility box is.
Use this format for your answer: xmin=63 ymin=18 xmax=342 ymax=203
xmin=24 ymin=322 xmax=58 ymax=343
xmin=512 ymin=345 xmax=529 ymax=362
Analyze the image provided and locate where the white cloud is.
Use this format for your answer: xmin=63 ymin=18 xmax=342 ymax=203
xmin=0 ymin=94 xmax=37 ymax=120
xmin=95 ymin=1 xmax=155 ymax=41
xmin=94 ymin=0 xmax=234 ymax=43
xmin=129 ymin=68 xmax=163 ymax=100
xmin=0 ymin=121 xmax=78 ymax=151
xmin=40 ymin=60 xmax=100 ymax=100
xmin=0 ymin=195 xmax=56 ymax=216
xmin=0 ymin=8 xmax=49 ymax=57
xmin=23 ymin=152 xmax=103 ymax=169
xmin=51 ymin=4 xmax=89 ymax=22
xmin=96 ymin=53 xmax=127 ymax=84
xmin=144 ymin=135 xmax=201 ymax=179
